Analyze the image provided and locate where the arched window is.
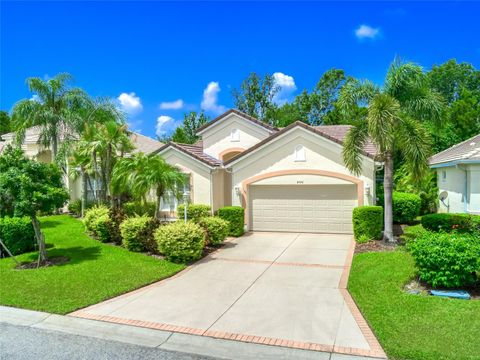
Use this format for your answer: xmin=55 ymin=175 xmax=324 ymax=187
xmin=294 ymin=145 xmax=306 ymax=162
xmin=230 ymin=128 xmax=240 ymax=142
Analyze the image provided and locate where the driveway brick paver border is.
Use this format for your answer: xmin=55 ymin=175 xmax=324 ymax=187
xmin=70 ymin=234 xmax=386 ymax=359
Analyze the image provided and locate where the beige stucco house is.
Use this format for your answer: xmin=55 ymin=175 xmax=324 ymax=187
xmin=429 ymin=134 xmax=480 ymax=215
xmin=0 ymin=127 xmax=163 ymax=201
xmin=157 ymin=109 xmax=379 ymax=234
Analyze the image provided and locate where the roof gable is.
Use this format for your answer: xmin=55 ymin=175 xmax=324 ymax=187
xmin=224 ymin=121 xmax=377 ymax=166
xmin=196 ymin=109 xmax=278 ymax=135
xmin=155 ymin=142 xmax=222 ymax=168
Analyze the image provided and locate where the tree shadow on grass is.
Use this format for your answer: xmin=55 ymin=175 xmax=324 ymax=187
xmin=40 ymin=220 xmax=63 ymax=229
xmin=20 ymin=245 xmax=102 ymax=267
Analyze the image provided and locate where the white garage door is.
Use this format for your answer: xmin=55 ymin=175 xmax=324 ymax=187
xmin=249 ymin=185 xmax=357 ymax=233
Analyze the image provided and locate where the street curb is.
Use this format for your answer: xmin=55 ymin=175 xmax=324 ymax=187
xmin=0 ymin=306 xmax=385 ymax=360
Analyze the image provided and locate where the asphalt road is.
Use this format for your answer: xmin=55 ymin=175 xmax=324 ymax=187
xmin=0 ymin=323 xmax=219 ymax=360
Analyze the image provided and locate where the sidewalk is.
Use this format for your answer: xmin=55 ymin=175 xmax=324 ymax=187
xmin=0 ymin=306 xmax=385 ymax=360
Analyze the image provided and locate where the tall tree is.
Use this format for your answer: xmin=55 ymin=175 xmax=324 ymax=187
xmin=232 ymin=72 xmax=279 ymax=124
xmin=171 ymin=111 xmax=209 ymax=144
xmin=0 ymin=111 xmax=12 ymax=136
xmin=0 ymin=146 xmax=68 ymax=264
xmin=338 ymin=60 xmax=444 ymax=242
xmin=11 ymin=73 xmax=89 ymax=159
xmin=112 ymin=153 xmax=186 ymax=219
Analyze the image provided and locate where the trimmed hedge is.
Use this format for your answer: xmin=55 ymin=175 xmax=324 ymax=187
xmin=155 ymin=221 xmax=205 ymax=263
xmin=123 ymin=201 xmax=157 ymax=217
xmin=392 ymin=192 xmax=421 ymax=224
xmin=421 ymin=213 xmax=480 ymax=233
xmin=408 ymin=231 xmax=480 ymax=288
xmin=120 ymin=216 xmax=154 ymax=252
xmin=83 ymin=205 xmax=111 ymax=242
xmin=217 ymin=206 xmax=244 ymax=237
xmin=352 ymin=206 xmax=383 ymax=243
xmin=0 ymin=217 xmax=36 ymax=256
xmin=199 ymin=217 xmax=229 ymax=245
xmin=177 ymin=204 xmax=211 ymax=222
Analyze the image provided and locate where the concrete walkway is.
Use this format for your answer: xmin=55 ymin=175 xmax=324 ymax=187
xmin=70 ymin=232 xmax=386 ymax=359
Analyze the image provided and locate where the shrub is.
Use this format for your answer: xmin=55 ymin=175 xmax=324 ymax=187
xmin=392 ymin=192 xmax=421 ymax=224
xmin=217 ymin=206 xmax=244 ymax=237
xmin=177 ymin=204 xmax=211 ymax=222
xmin=84 ymin=205 xmax=111 ymax=242
xmin=123 ymin=201 xmax=157 ymax=217
xmin=120 ymin=216 xmax=153 ymax=252
xmin=352 ymin=206 xmax=383 ymax=243
xmin=0 ymin=217 xmax=36 ymax=256
xmin=198 ymin=217 xmax=229 ymax=245
xmin=155 ymin=221 xmax=205 ymax=263
xmin=68 ymin=199 xmax=95 ymax=216
xmin=400 ymin=224 xmax=428 ymax=243
xmin=408 ymin=231 xmax=480 ymax=288
xmin=108 ymin=207 xmax=127 ymax=245
xmin=421 ymin=213 xmax=479 ymax=233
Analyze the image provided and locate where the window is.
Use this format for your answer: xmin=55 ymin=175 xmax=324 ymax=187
xmin=160 ymin=174 xmax=191 ymax=212
xmin=441 ymin=171 xmax=447 ymax=182
xmin=294 ymin=145 xmax=306 ymax=162
xmin=230 ymin=128 xmax=240 ymax=142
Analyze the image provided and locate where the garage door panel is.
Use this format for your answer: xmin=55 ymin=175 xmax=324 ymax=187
xmin=250 ymin=185 xmax=357 ymax=234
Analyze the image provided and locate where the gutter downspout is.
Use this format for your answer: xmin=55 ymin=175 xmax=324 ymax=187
xmin=456 ymin=164 xmax=469 ymax=213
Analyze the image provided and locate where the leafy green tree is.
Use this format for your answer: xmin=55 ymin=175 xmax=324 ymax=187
xmin=338 ymin=60 xmax=444 ymax=242
xmin=112 ymin=153 xmax=186 ymax=219
xmin=11 ymin=73 xmax=89 ymax=159
xmin=0 ymin=111 xmax=12 ymax=136
xmin=0 ymin=146 xmax=68 ymax=263
xmin=171 ymin=111 xmax=209 ymax=144
xmin=232 ymin=72 xmax=279 ymax=124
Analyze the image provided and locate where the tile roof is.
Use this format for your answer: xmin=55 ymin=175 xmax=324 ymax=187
xmin=195 ymin=109 xmax=278 ymax=134
xmin=224 ymin=121 xmax=378 ymax=165
xmin=155 ymin=142 xmax=222 ymax=167
xmin=429 ymin=133 xmax=480 ymax=165
xmin=129 ymin=132 xmax=163 ymax=154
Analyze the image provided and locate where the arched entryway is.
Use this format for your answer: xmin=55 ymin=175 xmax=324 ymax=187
xmin=219 ymin=147 xmax=245 ymax=162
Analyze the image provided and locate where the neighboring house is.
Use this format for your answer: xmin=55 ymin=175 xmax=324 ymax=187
xmin=156 ymin=109 xmax=379 ymax=234
xmin=0 ymin=126 xmax=163 ymax=201
xmin=429 ymin=134 xmax=480 ymax=215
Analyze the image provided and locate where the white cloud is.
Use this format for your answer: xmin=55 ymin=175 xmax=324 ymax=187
xmin=272 ymin=72 xmax=297 ymax=105
xmin=117 ymin=92 xmax=143 ymax=115
xmin=30 ymin=94 xmax=41 ymax=102
xmin=156 ymin=115 xmax=176 ymax=137
xmin=160 ymin=99 xmax=184 ymax=110
xmin=201 ymin=81 xmax=226 ymax=115
xmin=355 ymin=24 xmax=380 ymax=40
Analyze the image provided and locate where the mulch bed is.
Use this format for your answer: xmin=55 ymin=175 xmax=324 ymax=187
xmin=16 ymin=256 xmax=70 ymax=270
xmin=354 ymin=239 xmax=397 ymax=254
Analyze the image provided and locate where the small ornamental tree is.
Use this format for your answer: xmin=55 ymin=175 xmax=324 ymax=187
xmin=0 ymin=145 xmax=68 ymax=263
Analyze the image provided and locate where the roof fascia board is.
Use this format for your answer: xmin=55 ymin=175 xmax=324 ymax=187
xmin=430 ymin=160 xmax=480 ymax=168
xmin=196 ymin=112 xmax=276 ymax=136
xmin=157 ymin=144 xmax=216 ymax=169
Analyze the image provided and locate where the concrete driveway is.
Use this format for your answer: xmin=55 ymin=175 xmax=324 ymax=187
xmin=71 ymin=232 xmax=385 ymax=358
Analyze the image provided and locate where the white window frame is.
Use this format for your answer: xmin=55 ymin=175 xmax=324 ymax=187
xmin=294 ymin=145 xmax=306 ymax=162
xmin=441 ymin=170 xmax=447 ymax=182
xmin=230 ymin=128 xmax=240 ymax=142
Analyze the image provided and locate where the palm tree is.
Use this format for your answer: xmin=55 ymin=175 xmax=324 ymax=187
xmin=11 ymin=73 xmax=89 ymax=159
xmin=112 ymin=153 xmax=186 ymax=219
xmin=338 ymin=60 xmax=444 ymax=242
xmin=75 ymin=120 xmax=133 ymax=205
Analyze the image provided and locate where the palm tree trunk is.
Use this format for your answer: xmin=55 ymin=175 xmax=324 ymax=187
xmin=31 ymin=216 xmax=47 ymax=263
xmin=383 ymin=152 xmax=395 ymax=242
xmin=52 ymin=135 xmax=58 ymax=160
xmin=81 ymin=169 xmax=88 ymax=217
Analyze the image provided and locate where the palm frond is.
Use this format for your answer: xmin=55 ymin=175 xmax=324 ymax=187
xmin=396 ymin=115 xmax=432 ymax=182
xmin=342 ymin=121 xmax=369 ymax=176
xmin=366 ymin=94 xmax=400 ymax=153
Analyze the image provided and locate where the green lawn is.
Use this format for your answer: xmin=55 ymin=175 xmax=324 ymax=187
xmin=348 ymin=249 xmax=480 ymax=360
xmin=0 ymin=215 xmax=185 ymax=314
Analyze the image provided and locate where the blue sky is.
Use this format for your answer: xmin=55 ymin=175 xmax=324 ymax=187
xmin=1 ymin=1 xmax=479 ymax=138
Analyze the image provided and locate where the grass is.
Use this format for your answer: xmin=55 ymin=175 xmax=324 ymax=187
xmin=348 ymin=249 xmax=480 ymax=360
xmin=0 ymin=215 xmax=185 ymax=314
